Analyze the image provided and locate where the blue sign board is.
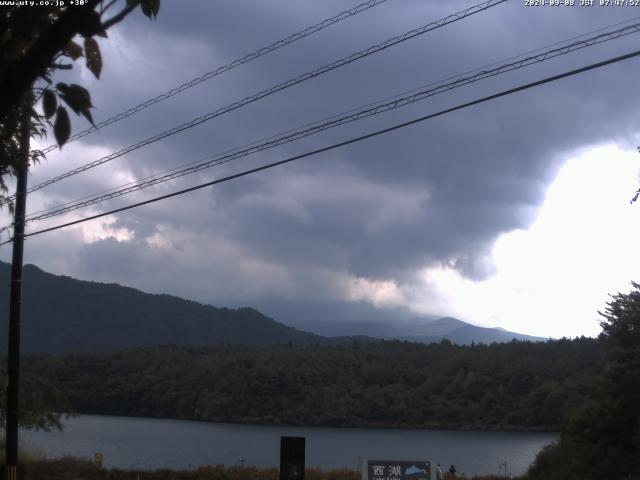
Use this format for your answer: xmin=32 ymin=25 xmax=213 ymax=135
xmin=368 ymin=460 xmax=431 ymax=480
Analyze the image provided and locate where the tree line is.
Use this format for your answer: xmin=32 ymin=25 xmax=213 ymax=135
xmin=7 ymin=277 xmax=640 ymax=480
xmin=18 ymin=336 xmax=602 ymax=432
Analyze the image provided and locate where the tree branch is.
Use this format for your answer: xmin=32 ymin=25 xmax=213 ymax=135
xmin=0 ymin=0 xmax=102 ymax=122
xmin=101 ymin=0 xmax=120 ymax=15
xmin=100 ymin=1 xmax=139 ymax=31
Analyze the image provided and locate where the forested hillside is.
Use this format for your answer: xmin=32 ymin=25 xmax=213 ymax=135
xmin=0 ymin=262 xmax=330 ymax=352
xmin=23 ymin=337 xmax=601 ymax=431
xmin=0 ymin=262 xmax=542 ymax=353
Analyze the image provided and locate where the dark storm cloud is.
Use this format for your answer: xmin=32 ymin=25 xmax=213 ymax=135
xmin=7 ymin=0 xmax=640 ymax=312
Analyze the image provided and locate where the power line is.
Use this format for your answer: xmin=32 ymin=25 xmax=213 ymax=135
xmin=19 ymin=20 xmax=640 ymax=225
xmin=23 ymin=13 xmax=640 ymax=225
xmin=38 ymin=0 xmax=392 ymax=155
xmin=9 ymin=0 xmax=507 ymax=204
xmin=3 ymin=15 xmax=638 ymax=236
xmin=22 ymin=13 xmax=640 ymax=225
xmin=1 ymin=47 xmax=636 ymax=246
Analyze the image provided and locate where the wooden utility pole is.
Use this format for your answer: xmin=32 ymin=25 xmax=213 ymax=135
xmin=5 ymin=95 xmax=31 ymax=480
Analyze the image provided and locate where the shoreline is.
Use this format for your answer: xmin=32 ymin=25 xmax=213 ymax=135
xmin=22 ymin=413 xmax=555 ymax=476
xmin=59 ymin=411 xmax=560 ymax=434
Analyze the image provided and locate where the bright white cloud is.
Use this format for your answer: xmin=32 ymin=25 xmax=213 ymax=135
xmin=410 ymin=144 xmax=640 ymax=338
xmin=344 ymin=276 xmax=406 ymax=308
xmin=5 ymin=2 xmax=640 ymax=343
xmin=77 ymin=215 xmax=135 ymax=244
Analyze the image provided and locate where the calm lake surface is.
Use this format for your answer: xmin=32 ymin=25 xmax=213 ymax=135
xmin=22 ymin=415 xmax=556 ymax=477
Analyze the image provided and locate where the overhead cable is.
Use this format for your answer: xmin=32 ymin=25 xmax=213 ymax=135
xmin=38 ymin=0 xmax=392 ymax=154
xmin=21 ymin=20 xmax=640 ymax=224
xmin=11 ymin=0 xmax=507 ymax=204
xmin=0 ymin=47 xmax=636 ymax=246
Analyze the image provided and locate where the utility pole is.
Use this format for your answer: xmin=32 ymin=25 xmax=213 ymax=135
xmin=5 ymin=93 xmax=31 ymax=480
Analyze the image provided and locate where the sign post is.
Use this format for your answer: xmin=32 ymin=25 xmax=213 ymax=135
xmin=367 ymin=460 xmax=431 ymax=480
xmin=280 ymin=436 xmax=305 ymax=480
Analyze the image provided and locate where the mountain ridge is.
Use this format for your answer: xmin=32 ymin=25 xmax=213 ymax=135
xmin=0 ymin=262 xmax=334 ymax=353
xmin=0 ymin=261 xmax=543 ymax=353
xmin=254 ymin=300 xmax=545 ymax=344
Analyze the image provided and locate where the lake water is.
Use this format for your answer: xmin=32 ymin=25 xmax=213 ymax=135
xmin=21 ymin=415 xmax=556 ymax=477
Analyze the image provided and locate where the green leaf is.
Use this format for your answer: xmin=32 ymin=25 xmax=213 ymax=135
xmin=80 ymin=107 xmax=94 ymax=127
xmin=57 ymin=83 xmax=92 ymax=113
xmin=84 ymin=37 xmax=102 ymax=79
xmin=63 ymin=40 xmax=83 ymax=60
xmin=1 ymin=29 xmax=12 ymax=45
xmin=42 ymin=89 xmax=57 ymax=119
xmin=140 ymin=0 xmax=160 ymax=19
xmin=57 ymin=83 xmax=95 ymax=127
xmin=54 ymin=106 xmax=71 ymax=148
xmin=55 ymin=82 xmax=69 ymax=94
xmin=77 ymin=10 xmax=102 ymax=37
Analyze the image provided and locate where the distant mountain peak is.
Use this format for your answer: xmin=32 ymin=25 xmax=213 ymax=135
xmin=0 ymin=261 xmax=545 ymax=352
xmin=252 ymin=300 xmax=546 ymax=345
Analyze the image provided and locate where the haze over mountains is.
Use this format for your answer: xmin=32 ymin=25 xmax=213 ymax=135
xmin=0 ymin=261 xmax=543 ymax=353
xmin=254 ymin=299 xmax=545 ymax=344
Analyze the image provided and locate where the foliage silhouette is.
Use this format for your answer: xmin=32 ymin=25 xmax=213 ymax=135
xmin=0 ymin=0 xmax=160 ymax=208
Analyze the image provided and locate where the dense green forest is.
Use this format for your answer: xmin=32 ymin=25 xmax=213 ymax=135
xmin=22 ymin=337 xmax=601 ymax=431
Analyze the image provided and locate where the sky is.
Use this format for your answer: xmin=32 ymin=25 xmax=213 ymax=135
xmin=2 ymin=0 xmax=640 ymax=338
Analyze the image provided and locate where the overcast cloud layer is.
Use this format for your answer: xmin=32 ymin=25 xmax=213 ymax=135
xmin=3 ymin=0 xmax=640 ymax=337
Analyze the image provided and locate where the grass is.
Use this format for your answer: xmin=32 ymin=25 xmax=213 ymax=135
xmin=0 ymin=457 xmax=516 ymax=479
xmin=2 ymin=457 xmax=360 ymax=480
